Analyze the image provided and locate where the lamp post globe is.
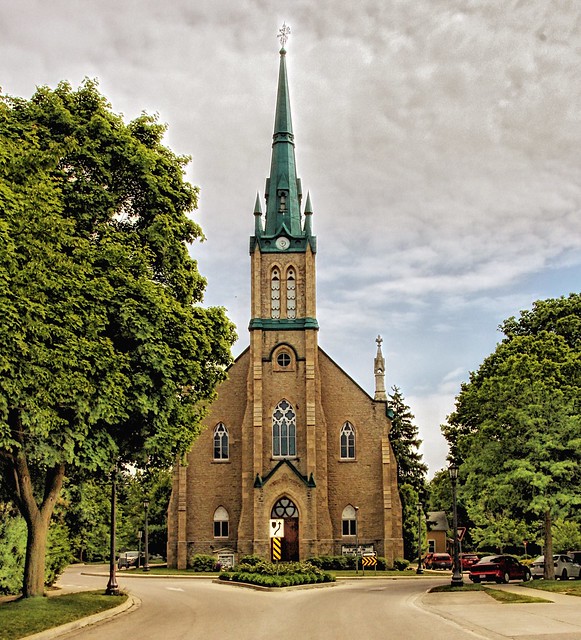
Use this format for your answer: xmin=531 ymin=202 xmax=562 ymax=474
xmin=448 ymin=464 xmax=464 ymax=587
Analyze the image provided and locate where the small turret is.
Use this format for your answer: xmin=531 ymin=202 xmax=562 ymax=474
xmin=374 ymin=335 xmax=388 ymax=401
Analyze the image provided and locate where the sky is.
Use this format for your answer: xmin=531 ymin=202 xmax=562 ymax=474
xmin=1 ymin=0 xmax=580 ymax=477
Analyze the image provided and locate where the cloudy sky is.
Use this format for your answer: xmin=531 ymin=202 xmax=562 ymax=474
xmin=2 ymin=1 xmax=580 ymax=477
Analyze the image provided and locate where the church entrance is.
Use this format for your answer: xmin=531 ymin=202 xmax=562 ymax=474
xmin=271 ymin=497 xmax=299 ymax=561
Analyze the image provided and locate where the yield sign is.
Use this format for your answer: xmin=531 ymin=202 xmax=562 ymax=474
xmin=457 ymin=527 xmax=466 ymax=541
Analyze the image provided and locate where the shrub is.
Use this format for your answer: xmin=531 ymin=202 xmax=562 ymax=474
xmin=220 ymin=560 xmax=335 ymax=587
xmin=190 ymin=553 xmax=219 ymax=572
xmin=45 ymin=522 xmax=73 ymax=586
xmin=238 ymin=554 xmax=263 ymax=566
xmin=393 ymin=557 xmax=410 ymax=571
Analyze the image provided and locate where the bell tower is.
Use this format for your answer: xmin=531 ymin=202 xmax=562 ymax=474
xmin=238 ymin=26 xmax=331 ymax=559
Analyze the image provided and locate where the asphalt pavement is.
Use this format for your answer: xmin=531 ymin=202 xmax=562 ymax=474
xmin=420 ymin=583 xmax=581 ymax=639
xmin=12 ymin=567 xmax=581 ymax=640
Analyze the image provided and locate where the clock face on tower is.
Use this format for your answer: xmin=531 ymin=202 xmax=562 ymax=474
xmin=275 ymin=236 xmax=290 ymax=250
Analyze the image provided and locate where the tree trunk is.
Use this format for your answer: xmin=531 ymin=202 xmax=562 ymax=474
xmin=23 ymin=512 xmax=50 ymax=597
xmin=7 ymin=411 xmax=66 ymax=597
xmin=543 ymin=509 xmax=554 ymax=580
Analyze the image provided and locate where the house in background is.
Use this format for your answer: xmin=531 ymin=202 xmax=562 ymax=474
xmin=426 ymin=511 xmax=449 ymax=554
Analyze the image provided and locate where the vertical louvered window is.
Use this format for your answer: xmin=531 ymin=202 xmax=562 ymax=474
xmin=271 ymin=268 xmax=280 ymax=318
xmin=286 ymin=267 xmax=296 ymax=318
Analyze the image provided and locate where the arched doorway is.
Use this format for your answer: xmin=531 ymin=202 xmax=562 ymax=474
xmin=271 ymin=497 xmax=299 ymax=561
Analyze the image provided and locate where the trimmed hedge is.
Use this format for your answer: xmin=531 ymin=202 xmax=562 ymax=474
xmin=219 ymin=560 xmax=335 ymax=587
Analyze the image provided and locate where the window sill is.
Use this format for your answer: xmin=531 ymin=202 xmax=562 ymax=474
xmin=212 ymin=460 xmax=231 ymax=464
xmin=338 ymin=458 xmax=357 ymax=462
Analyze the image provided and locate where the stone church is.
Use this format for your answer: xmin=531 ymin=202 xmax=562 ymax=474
xmin=167 ymin=40 xmax=403 ymax=569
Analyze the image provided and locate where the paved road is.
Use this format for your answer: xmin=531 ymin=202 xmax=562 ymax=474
xmin=56 ymin=567 xmax=581 ymax=640
xmin=57 ymin=567 xmax=484 ymax=640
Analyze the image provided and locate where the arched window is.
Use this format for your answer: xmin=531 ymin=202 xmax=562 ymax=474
xmin=213 ymin=506 xmax=229 ymax=538
xmin=340 ymin=422 xmax=355 ymax=459
xmin=272 ymin=399 xmax=296 ymax=457
xmin=342 ymin=505 xmax=358 ymax=536
xmin=271 ymin=268 xmax=280 ymax=319
xmin=271 ymin=497 xmax=298 ymax=518
xmin=213 ymin=423 xmax=229 ymax=460
xmin=286 ymin=267 xmax=296 ymax=319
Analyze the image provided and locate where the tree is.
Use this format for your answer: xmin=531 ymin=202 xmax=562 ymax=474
xmin=442 ymin=295 xmax=581 ymax=578
xmin=388 ymin=386 xmax=428 ymax=559
xmin=0 ymin=81 xmax=236 ymax=596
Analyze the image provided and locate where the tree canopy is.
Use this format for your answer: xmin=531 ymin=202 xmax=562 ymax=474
xmin=388 ymin=386 xmax=428 ymax=559
xmin=0 ymin=80 xmax=236 ymax=595
xmin=442 ymin=294 xmax=581 ymax=575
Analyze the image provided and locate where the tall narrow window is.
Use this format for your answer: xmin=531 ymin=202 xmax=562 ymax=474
xmin=213 ymin=423 xmax=229 ymax=460
xmin=271 ymin=268 xmax=280 ymax=319
xmin=213 ymin=507 xmax=229 ymax=538
xmin=340 ymin=422 xmax=355 ymax=459
xmin=272 ymin=399 xmax=296 ymax=457
xmin=286 ymin=267 xmax=296 ymax=319
xmin=342 ymin=505 xmax=357 ymax=536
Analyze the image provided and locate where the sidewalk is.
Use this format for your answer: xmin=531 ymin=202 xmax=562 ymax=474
xmin=420 ymin=584 xmax=581 ymax=639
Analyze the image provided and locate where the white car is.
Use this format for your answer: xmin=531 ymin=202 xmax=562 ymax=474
xmin=531 ymin=554 xmax=581 ymax=580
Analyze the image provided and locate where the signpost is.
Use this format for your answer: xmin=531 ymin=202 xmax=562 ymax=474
xmin=362 ymin=552 xmax=377 ymax=574
xmin=269 ymin=519 xmax=284 ymax=563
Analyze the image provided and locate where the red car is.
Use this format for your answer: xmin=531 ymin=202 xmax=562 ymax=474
xmin=430 ymin=553 xmax=453 ymax=570
xmin=469 ymin=555 xmax=531 ymax=584
xmin=460 ymin=553 xmax=480 ymax=570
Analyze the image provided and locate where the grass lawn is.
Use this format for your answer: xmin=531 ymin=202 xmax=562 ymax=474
xmin=429 ymin=583 xmax=551 ymax=603
xmin=522 ymin=579 xmax=581 ymax=597
xmin=0 ymin=591 xmax=127 ymax=640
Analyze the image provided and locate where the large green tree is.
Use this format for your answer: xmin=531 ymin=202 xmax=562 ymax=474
xmin=442 ymin=294 xmax=581 ymax=578
xmin=0 ymin=81 xmax=236 ymax=596
xmin=388 ymin=386 xmax=428 ymax=559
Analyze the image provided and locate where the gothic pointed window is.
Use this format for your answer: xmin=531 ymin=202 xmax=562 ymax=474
xmin=213 ymin=423 xmax=229 ymax=460
xmin=340 ymin=422 xmax=355 ymax=460
xmin=342 ymin=505 xmax=358 ymax=536
xmin=286 ymin=267 xmax=296 ymax=319
xmin=271 ymin=268 xmax=280 ymax=319
xmin=213 ymin=506 xmax=229 ymax=538
xmin=272 ymin=399 xmax=296 ymax=458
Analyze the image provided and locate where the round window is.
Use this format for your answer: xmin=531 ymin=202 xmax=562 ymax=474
xmin=276 ymin=352 xmax=291 ymax=367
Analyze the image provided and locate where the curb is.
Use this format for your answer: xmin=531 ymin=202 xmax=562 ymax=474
xmin=21 ymin=594 xmax=141 ymax=640
xmin=212 ymin=578 xmax=341 ymax=592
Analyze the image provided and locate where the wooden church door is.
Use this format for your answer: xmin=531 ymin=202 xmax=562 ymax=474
xmin=271 ymin=497 xmax=299 ymax=561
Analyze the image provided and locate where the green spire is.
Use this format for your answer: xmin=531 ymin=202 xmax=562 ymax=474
xmin=250 ymin=39 xmax=316 ymax=255
xmin=264 ymin=47 xmax=302 ymax=237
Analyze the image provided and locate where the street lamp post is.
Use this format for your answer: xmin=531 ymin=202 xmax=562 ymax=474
xmin=137 ymin=530 xmax=143 ymax=569
xmin=354 ymin=506 xmax=360 ymax=575
xmin=416 ymin=503 xmax=424 ymax=574
xmin=143 ymin=500 xmax=150 ymax=572
xmin=105 ymin=465 xmax=119 ymax=595
xmin=448 ymin=464 xmax=464 ymax=587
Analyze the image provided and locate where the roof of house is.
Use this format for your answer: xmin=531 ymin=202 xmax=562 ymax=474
xmin=426 ymin=511 xmax=449 ymax=531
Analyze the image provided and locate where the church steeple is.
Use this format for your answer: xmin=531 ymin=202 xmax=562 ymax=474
xmin=250 ymin=27 xmax=316 ymax=254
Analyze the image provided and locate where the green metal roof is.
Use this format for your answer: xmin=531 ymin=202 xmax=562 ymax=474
xmin=250 ymin=47 xmax=316 ymax=254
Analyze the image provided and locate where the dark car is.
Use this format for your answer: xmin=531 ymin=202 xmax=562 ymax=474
xmin=430 ymin=553 xmax=453 ymax=570
xmin=460 ymin=553 xmax=480 ymax=570
xmin=569 ymin=551 xmax=581 ymax=565
xmin=469 ymin=555 xmax=531 ymax=584
xmin=117 ymin=551 xmax=142 ymax=569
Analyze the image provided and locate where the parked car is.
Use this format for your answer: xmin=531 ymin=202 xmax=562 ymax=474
xmin=568 ymin=551 xmax=581 ymax=565
xmin=422 ymin=553 xmax=434 ymax=569
xmin=460 ymin=553 xmax=480 ymax=571
xmin=531 ymin=554 xmax=581 ymax=580
xmin=430 ymin=553 xmax=453 ymax=570
xmin=469 ymin=555 xmax=531 ymax=584
xmin=118 ymin=551 xmax=143 ymax=569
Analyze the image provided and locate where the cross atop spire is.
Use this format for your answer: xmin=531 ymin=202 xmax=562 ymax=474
xmin=278 ymin=23 xmax=291 ymax=49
